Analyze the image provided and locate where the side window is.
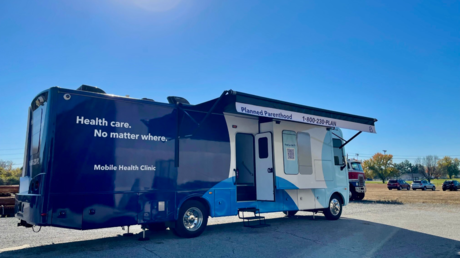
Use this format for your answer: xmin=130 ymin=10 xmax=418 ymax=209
xmin=333 ymin=139 xmax=344 ymax=166
xmin=258 ymin=137 xmax=268 ymax=159
xmin=297 ymin=132 xmax=313 ymax=175
xmin=282 ymin=131 xmax=298 ymax=175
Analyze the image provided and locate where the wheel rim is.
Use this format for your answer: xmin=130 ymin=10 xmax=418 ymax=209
xmin=329 ymin=198 xmax=341 ymax=216
xmin=183 ymin=207 xmax=203 ymax=232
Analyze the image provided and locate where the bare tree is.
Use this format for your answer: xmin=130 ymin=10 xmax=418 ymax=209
xmin=0 ymin=160 xmax=13 ymax=170
xmin=417 ymin=155 xmax=440 ymax=182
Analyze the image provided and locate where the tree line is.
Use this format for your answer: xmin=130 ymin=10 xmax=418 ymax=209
xmin=0 ymin=160 xmax=22 ymax=185
xmin=362 ymin=153 xmax=460 ymax=183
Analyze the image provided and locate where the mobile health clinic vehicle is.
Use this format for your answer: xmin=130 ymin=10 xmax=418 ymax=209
xmin=16 ymin=85 xmax=377 ymax=238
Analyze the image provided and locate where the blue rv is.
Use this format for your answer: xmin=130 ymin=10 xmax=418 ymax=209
xmin=16 ymin=85 xmax=377 ymax=238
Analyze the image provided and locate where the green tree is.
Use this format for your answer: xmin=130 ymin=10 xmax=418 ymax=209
xmin=437 ymin=156 xmax=460 ymax=179
xmin=362 ymin=153 xmax=398 ymax=183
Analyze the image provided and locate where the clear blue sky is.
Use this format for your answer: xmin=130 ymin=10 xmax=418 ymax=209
xmin=1 ymin=0 xmax=459 ymax=167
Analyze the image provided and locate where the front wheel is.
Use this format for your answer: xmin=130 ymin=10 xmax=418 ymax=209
xmin=171 ymin=200 xmax=208 ymax=238
xmin=407 ymin=186 xmax=410 ymax=190
xmin=355 ymin=193 xmax=365 ymax=201
xmin=323 ymin=194 xmax=343 ymax=220
xmin=398 ymin=186 xmax=402 ymax=190
xmin=423 ymin=187 xmax=426 ymax=191
xmin=432 ymin=186 xmax=436 ymax=191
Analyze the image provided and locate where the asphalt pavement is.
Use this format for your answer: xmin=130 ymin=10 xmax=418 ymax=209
xmin=0 ymin=202 xmax=459 ymax=258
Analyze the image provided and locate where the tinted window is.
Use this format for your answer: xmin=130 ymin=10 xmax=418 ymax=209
xmin=282 ymin=131 xmax=298 ymax=175
xmin=333 ymin=139 xmax=344 ymax=166
xmin=258 ymin=137 xmax=268 ymax=159
xmin=414 ymin=181 xmax=421 ymax=183
xmin=389 ymin=180 xmax=397 ymax=183
xmin=297 ymin=132 xmax=313 ymax=175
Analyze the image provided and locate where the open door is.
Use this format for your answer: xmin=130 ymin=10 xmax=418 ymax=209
xmin=255 ymin=132 xmax=275 ymax=201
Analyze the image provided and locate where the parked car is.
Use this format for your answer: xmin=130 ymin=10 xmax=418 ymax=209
xmin=411 ymin=180 xmax=436 ymax=191
xmin=442 ymin=180 xmax=459 ymax=191
xmin=387 ymin=179 xmax=411 ymax=190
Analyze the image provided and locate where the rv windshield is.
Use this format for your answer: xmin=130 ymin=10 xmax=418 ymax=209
xmin=351 ymin=162 xmax=363 ymax=171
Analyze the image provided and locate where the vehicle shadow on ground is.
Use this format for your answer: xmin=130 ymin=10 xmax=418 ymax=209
xmin=1 ymin=215 xmax=459 ymax=258
xmin=352 ymin=199 xmax=404 ymax=205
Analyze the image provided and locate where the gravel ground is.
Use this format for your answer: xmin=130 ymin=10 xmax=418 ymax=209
xmin=0 ymin=202 xmax=459 ymax=258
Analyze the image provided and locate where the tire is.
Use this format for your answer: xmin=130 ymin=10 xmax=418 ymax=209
xmin=423 ymin=187 xmax=426 ymax=191
xmin=148 ymin=222 xmax=167 ymax=231
xmin=407 ymin=186 xmax=410 ymax=190
xmin=323 ymin=194 xmax=343 ymax=220
xmin=171 ymin=200 xmax=208 ymax=238
xmin=413 ymin=188 xmax=416 ymax=190
xmin=349 ymin=186 xmax=356 ymax=201
xmin=283 ymin=211 xmax=298 ymax=217
xmin=388 ymin=188 xmax=392 ymax=190
xmin=398 ymin=186 xmax=402 ymax=191
xmin=432 ymin=186 xmax=436 ymax=191
xmin=443 ymin=189 xmax=446 ymax=191
xmin=355 ymin=193 xmax=365 ymax=201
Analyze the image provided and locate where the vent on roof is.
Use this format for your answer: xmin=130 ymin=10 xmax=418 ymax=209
xmin=142 ymin=98 xmax=154 ymax=101
xmin=77 ymin=85 xmax=106 ymax=94
xmin=167 ymin=96 xmax=190 ymax=105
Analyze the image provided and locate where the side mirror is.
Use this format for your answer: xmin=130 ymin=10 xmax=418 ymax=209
xmin=340 ymin=157 xmax=347 ymax=171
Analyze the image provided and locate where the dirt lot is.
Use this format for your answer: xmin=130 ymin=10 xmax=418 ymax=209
xmin=363 ymin=184 xmax=460 ymax=205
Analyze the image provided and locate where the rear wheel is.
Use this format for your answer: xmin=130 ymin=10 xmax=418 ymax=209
xmin=398 ymin=186 xmax=402 ymax=190
xmin=423 ymin=187 xmax=426 ymax=191
xmin=413 ymin=188 xmax=416 ymax=190
xmin=171 ymin=200 xmax=208 ymax=238
xmin=283 ymin=211 xmax=298 ymax=217
xmin=388 ymin=188 xmax=392 ymax=190
xmin=407 ymin=186 xmax=410 ymax=190
xmin=323 ymin=194 xmax=343 ymax=220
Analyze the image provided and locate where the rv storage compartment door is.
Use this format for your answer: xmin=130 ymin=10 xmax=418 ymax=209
xmin=255 ymin=132 xmax=275 ymax=202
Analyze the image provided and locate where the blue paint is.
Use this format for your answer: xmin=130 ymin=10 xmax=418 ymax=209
xmin=16 ymin=87 xmax=352 ymax=231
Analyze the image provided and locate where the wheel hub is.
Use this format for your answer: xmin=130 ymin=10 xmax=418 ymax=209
xmin=330 ymin=198 xmax=341 ymax=216
xmin=183 ymin=207 xmax=203 ymax=232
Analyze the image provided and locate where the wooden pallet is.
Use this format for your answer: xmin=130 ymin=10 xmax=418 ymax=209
xmin=0 ymin=185 xmax=19 ymax=194
xmin=0 ymin=197 xmax=15 ymax=206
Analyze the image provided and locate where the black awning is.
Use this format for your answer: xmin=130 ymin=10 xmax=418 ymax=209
xmin=222 ymin=91 xmax=378 ymax=133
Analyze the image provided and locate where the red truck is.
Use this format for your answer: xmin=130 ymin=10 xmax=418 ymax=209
xmin=348 ymin=159 xmax=366 ymax=200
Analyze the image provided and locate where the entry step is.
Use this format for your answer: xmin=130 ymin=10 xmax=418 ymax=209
xmin=242 ymin=216 xmax=265 ymax=220
xmin=237 ymin=208 xmax=269 ymax=228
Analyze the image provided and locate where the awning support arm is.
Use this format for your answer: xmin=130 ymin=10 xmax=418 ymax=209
xmin=331 ymin=132 xmax=346 ymax=142
xmin=185 ymin=90 xmax=230 ymax=137
xmin=339 ymin=131 xmax=362 ymax=149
